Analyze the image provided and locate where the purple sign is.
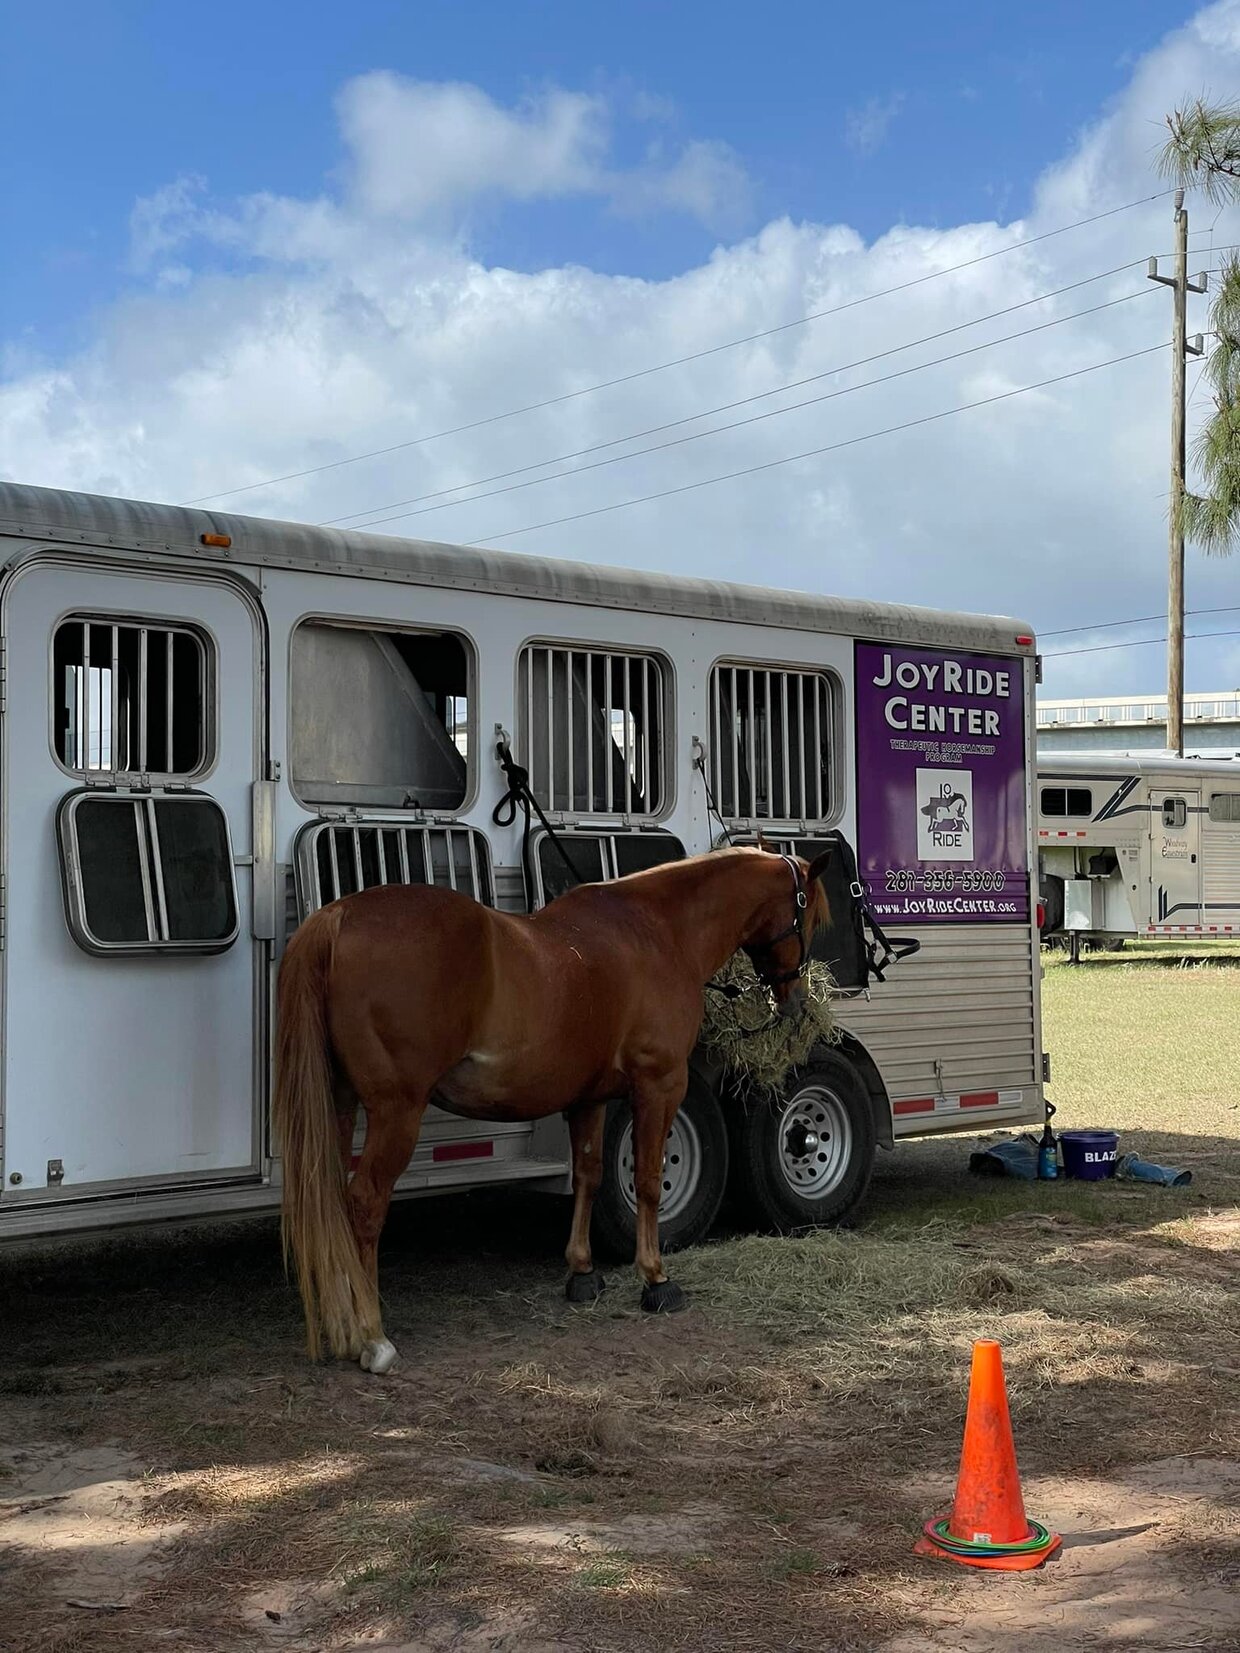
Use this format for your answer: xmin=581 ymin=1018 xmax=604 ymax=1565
xmin=855 ymin=642 xmax=1029 ymax=924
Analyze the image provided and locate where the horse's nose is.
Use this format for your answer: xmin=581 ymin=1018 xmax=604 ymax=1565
xmin=777 ymin=983 xmax=805 ymax=1020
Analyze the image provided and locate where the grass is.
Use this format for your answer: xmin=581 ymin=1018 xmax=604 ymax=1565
xmin=573 ymin=1550 xmax=634 ymax=1589
xmin=1041 ymin=945 xmax=1240 ymax=1139
xmin=338 ymin=1509 xmax=462 ymax=1602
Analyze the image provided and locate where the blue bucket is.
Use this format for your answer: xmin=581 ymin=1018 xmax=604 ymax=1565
xmin=1060 ymin=1129 xmax=1119 ymax=1181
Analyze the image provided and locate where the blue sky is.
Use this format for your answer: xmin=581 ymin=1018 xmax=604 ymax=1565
xmin=5 ymin=0 xmax=1240 ymax=697
xmin=3 ymin=0 xmax=1198 ymax=355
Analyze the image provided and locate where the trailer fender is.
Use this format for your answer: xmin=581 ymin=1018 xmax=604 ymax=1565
xmin=833 ymin=1032 xmax=894 ymax=1150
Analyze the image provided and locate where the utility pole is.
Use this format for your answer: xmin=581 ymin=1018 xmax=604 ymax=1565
xmin=1149 ymin=191 xmax=1207 ymax=756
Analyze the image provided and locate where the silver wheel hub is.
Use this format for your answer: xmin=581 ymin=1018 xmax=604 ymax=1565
xmin=617 ymin=1110 xmax=702 ymax=1223
xmin=776 ymin=1084 xmax=852 ymax=1199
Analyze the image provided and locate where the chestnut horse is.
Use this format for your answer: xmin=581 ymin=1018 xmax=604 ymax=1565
xmin=274 ymin=845 xmax=833 ymax=1372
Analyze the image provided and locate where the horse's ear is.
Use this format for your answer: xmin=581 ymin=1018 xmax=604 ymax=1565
xmin=807 ymin=847 xmax=834 ymax=884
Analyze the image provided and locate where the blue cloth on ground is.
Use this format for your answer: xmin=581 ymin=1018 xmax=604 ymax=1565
xmin=968 ymin=1139 xmax=1038 ymax=1180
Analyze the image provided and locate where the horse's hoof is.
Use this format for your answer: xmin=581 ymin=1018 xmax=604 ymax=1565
xmin=641 ymin=1279 xmax=687 ymax=1314
xmin=360 ymin=1338 xmax=399 ymax=1375
xmin=565 ymin=1270 xmax=606 ymax=1305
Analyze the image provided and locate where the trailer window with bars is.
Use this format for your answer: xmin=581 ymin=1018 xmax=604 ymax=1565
xmin=294 ymin=822 xmax=494 ymax=917
xmin=52 ymin=617 xmax=209 ymax=777
xmin=518 ymin=645 xmax=667 ymax=816
xmin=290 ymin=620 xmax=471 ymax=811
xmin=56 ymin=791 xmax=238 ymax=955
xmin=533 ymin=830 xmax=685 ymax=905
xmin=709 ymin=663 xmax=834 ymax=823
xmin=1208 ymin=793 xmax=1240 ymax=823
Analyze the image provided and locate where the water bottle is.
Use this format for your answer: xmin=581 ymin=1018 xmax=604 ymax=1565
xmin=1037 ymin=1101 xmax=1058 ymax=1181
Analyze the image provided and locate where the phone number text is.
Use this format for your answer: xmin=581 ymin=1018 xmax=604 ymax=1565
xmin=884 ymin=869 xmax=1007 ymax=893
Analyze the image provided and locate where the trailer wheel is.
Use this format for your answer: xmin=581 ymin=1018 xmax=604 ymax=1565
xmin=729 ymin=1049 xmax=876 ymax=1231
xmin=591 ymin=1074 xmax=729 ymax=1263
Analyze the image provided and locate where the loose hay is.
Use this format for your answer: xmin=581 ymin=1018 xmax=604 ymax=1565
xmin=698 ymin=952 xmax=840 ymax=1099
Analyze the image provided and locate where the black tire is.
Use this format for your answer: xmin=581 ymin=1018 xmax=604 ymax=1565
xmin=728 ymin=1048 xmax=876 ymax=1232
xmin=591 ymin=1072 xmax=729 ymax=1263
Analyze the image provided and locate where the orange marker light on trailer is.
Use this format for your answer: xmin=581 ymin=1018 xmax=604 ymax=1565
xmin=200 ymin=532 xmax=232 ymax=548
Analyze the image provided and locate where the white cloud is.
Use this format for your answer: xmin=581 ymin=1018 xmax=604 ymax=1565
xmin=844 ymin=93 xmax=905 ymax=157
xmin=336 ymin=74 xmax=608 ymax=219
xmin=6 ymin=5 xmax=1240 ymax=702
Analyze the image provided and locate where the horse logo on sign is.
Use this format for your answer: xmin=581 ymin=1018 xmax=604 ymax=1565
xmin=916 ymin=769 xmax=974 ymax=861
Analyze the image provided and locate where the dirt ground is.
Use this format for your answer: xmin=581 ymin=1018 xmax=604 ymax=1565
xmin=1 ymin=955 xmax=1238 ymax=1652
xmin=0 ymin=1153 xmax=1236 ymax=1652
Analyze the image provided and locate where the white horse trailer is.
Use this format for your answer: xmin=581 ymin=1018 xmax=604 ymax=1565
xmin=1037 ymin=751 xmax=1240 ymax=943
xmin=0 ymin=483 xmax=1044 ymax=1247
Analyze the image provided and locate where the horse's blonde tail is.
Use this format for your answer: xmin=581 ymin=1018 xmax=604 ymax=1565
xmin=273 ymin=905 xmax=378 ymax=1360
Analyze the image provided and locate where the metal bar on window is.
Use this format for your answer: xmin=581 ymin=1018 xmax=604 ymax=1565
xmin=82 ymin=622 xmax=94 ymax=770
xmin=729 ymin=666 xmax=740 ymax=819
xmin=131 ymin=799 xmax=158 ymax=941
xmin=326 ymin=829 xmax=342 ymax=903
xmin=566 ymin=651 xmax=575 ymax=813
xmin=138 ymin=629 xmax=149 ymax=773
xmin=763 ymin=670 xmax=774 ymax=819
xmin=584 ymin=652 xmax=595 ymax=810
xmin=622 ymin=657 xmax=632 ymax=814
xmin=603 ymin=654 xmax=614 ymax=812
xmin=812 ymin=676 xmax=824 ymax=818
xmin=351 ymin=828 xmax=364 ymax=891
xmin=641 ymin=657 xmax=651 ymax=812
xmin=144 ymin=800 xmax=170 ymax=942
xmin=397 ymin=828 xmax=411 ymax=884
xmin=421 ymin=830 xmax=433 ymax=885
xmin=781 ymin=673 xmax=791 ymax=821
xmin=745 ymin=670 xmax=756 ymax=818
xmin=545 ymin=647 xmax=555 ymax=810
xmin=165 ymin=631 xmax=175 ymax=775
xmin=467 ymin=830 xmax=481 ymax=900
xmin=710 ymin=668 xmax=721 ymax=824
xmin=445 ymin=828 xmax=459 ymax=891
xmin=376 ymin=830 xmax=388 ymax=885
xmin=109 ymin=626 xmax=120 ymax=773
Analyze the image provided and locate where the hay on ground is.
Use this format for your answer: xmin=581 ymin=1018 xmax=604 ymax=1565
xmin=697 ymin=952 xmax=840 ymax=1100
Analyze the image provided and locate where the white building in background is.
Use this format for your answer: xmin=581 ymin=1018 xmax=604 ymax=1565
xmin=1037 ymin=691 xmax=1240 ymax=756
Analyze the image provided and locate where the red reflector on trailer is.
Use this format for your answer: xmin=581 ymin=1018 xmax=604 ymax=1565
xmin=432 ymin=1140 xmax=494 ymax=1163
xmin=1036 ymin=901 xmax=1045 ymax=929
xmin=1015 ymin=633 xmax=1034 ymax=646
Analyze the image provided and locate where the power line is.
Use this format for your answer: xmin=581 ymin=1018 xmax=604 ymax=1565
xmin=326 ymin=264 xmax=1156 ymax=529
xmin=1046 ymin=627 xmax=1240 ymax=659
xmin=178 ymin=187 xmax=1177 ymax=508
xmin=347 ymin=287 xmax=1157 ymax=532
xmin=458 ymin=343 xmax=1162 ymax=547
xmin=1040 ymin=603 xmax=1240 ymax=639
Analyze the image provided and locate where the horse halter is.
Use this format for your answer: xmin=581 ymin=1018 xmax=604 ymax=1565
xmin=749 ymin=854 xmax=810 ymax=989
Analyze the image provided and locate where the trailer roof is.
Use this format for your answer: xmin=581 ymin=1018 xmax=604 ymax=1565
xmin=1038 ymin=750 xmax=1240 ymax=780
xmin=0 ymin=481 xmax=1032 ymax=654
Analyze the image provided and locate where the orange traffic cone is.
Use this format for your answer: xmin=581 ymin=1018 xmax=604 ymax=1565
xmin=914 ymin=1339 xmax=1061 ymax=1571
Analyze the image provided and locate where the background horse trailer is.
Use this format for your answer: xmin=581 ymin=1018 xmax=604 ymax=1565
xmin=0 ymin=483 xmax=1044 ymax=1246
xmin=1037 ymin=751 xmax=1240 ymax=945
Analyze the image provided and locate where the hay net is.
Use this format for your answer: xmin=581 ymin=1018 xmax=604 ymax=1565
xmin=698 ymin=952 xmax=840 ymax=1102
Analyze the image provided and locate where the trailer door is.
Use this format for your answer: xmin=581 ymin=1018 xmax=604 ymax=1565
xmin=1 ymin=560 xmax=263 ymax=1200
xmin=1153 ymin=788 xmax=1202 ymax=927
